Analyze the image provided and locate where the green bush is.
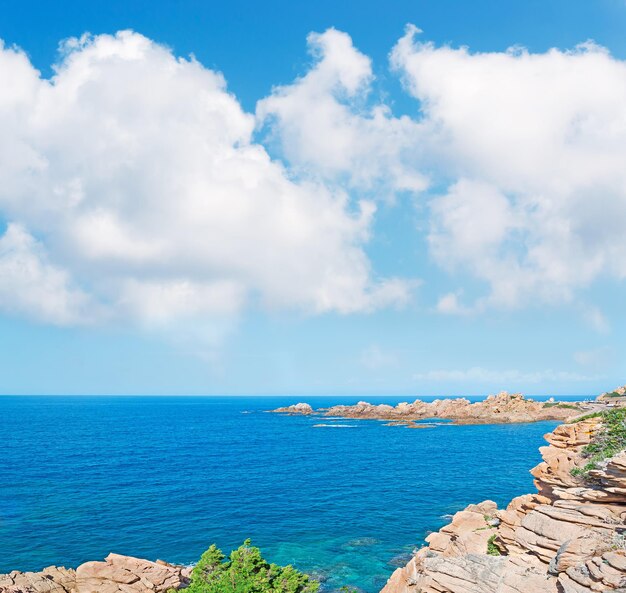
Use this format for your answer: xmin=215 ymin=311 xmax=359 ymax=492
xmin=186 ymin=540 xmax=319 ymax=593
xmin=486 ymin=535 xmax=501 ymax=556
xmin=570 ymin=408 xmax=626 ymax=481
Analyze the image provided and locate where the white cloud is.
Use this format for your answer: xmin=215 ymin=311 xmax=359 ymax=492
xmin=258 ymin=25 xmax=626 ymax=319
xmin=0 ymin=223 xmax=93 ymax=324
xmin=3 ymin=25 xmax=626 ymax=332
xmin=435 ymin=291 xmax=472 ymax=315
xmin=413 ymin=367 xmax=599 ymax=384
xmin=257 ymin=28 xmax=428 ymax=196
xmin=0 ymin=31 xmax=411 ymax=327
xmin=391 ymin=26 xmax=626 ymax=313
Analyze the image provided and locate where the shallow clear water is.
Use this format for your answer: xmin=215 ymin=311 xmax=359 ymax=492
xmin=0 ymin=395 xmax=587 ymax=592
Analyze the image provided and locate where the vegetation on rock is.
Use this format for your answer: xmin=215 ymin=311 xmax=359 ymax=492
xmin=486 ymin=535 xmax=501 ymax=556
xmin=570 ymin=408 xmax=626 ymax=481
xmin=185 ymin=540 xmax=319 ymax=593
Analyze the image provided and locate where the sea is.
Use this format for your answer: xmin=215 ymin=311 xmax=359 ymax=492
xmin=0 ymin=395 xmax=589 ymax=592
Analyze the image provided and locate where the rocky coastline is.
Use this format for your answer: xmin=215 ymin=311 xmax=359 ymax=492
xmin=272 ymin=392 xmax=592 ymax=425
xmin=380 ymin=406 xmax=626 ymax=593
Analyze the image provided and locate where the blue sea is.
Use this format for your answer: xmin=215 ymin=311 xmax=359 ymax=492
xmin=0 ymin=395 xmax=588 ymax=592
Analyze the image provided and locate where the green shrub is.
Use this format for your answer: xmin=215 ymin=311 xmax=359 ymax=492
xmin=570 ymin=408 xmax=626 ymax=482
xmin=186 ymin=540 xmax=319 ymax=593
xmin=486 ymin=535 xmax=501 ymax=556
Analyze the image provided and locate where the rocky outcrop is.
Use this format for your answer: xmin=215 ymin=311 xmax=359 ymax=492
xmin=0 ymin=567 xmax=76 ymax=593
xmin=272 ymin=402 xmax=314 ymax=415
xmin=0 ymin=554 xmax=190 ymax=593
xmin=598 ymin=385 xmax=626 ymax=402
xmin=381 ymin=414 xmax=626 ymax=593
xmin=274 ymin=393 xmax=586 ymax=425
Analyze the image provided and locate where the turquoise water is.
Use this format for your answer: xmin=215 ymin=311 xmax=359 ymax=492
xmin=0 ymin=395 xmax=586 ymax=592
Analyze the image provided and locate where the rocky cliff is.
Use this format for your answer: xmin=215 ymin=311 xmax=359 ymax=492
xmin=380 ymin=412 xmax=626 ymax=593
xmin=0 ymin=553 xmax=190 ymax=593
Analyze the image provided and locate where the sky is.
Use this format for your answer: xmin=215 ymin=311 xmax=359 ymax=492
xmin=0 ymin=0 xmax=626 ymax=396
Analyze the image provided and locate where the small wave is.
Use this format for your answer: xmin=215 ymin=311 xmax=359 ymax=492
xmin=313 ymin=423 xmax=356 ymax=428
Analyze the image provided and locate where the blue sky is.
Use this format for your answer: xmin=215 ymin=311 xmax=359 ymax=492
xmin=0 ymin=0 xmax=625 ymax=395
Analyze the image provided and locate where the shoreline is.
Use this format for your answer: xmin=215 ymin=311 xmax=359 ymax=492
xmin=2 ymin=390 xmax=624 ymax=593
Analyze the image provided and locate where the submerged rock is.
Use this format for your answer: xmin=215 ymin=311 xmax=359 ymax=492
xmin=344 ymin=538 xmax=380 ymax=548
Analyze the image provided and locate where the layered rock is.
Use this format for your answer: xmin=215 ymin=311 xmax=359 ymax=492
xmin=381 ymin=414 xmax=626 ymax=593
xmin=0 ymin=554 xmax=190 ymax=593
xmin=274 ymin=393 xmax=585 ymax=425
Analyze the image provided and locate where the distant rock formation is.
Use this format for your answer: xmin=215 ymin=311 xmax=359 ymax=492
xmin=273 ymin=402 xmax=314 ymax=415
xmin=380 ymin=414 xmax=626 ymax=593
xmin=0 ymin=554 xmax=191 ymax=593
xmin=273 ymin=392 xmax=585 ymax=424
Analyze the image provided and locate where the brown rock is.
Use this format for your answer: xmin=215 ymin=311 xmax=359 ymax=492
xmin=1 ymin=555 xmax=189 ymax=593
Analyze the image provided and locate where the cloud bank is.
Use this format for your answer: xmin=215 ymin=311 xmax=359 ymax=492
xmin=1 ymin=26 xmax=626 ymax=330
xmin=413 ymin=367 xmax=600 ymax=384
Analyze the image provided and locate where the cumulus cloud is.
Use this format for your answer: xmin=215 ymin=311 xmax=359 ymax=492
xmin=257 ymin=28 xmax=428 ymax=196
xmin=0 ymin=31 xmax=410 ymax=327
xmin=257 ymin=25 xmax=626 ymax=318
xmin=391 ymin=26 xmax=626 ymax=312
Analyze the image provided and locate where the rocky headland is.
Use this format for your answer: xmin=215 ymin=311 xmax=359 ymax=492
xmin=381 ymin=406 xmax=626 ymax=593
xmin=273 ymin=392 xmax=588 ymax=425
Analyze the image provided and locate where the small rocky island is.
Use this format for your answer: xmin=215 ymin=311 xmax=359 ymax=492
xmin=272 ymin=392 xmax=590 ymax=425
